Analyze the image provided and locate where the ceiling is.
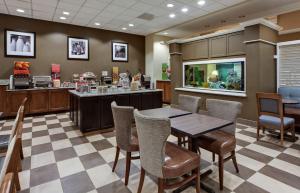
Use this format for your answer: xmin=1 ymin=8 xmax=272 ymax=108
xmin=0 ymin=0 xmax=247 ymax=36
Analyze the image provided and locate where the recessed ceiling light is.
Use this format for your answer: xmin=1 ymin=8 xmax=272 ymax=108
xmin=122 ymin=27 xmax=127 ymax=30
xmin=169 ymin=13 xmax=176 ymax=18
xmin=129 ymin=23 xmax=134 ymax=27
xmin=94 ymin=22 xmax=100 ymax=26
xmin=181 ymin=7 xmax=188 ymax=13
xmin=163 ymin=32 xmax=169 ymax=35
xmin=16 ymin=9 xmax=25 ymax=13
xmin=198 ymin=0 xmax=206 ymax=6
xmin=63 ymin=11 xmax=70 ymax=15
xmin=167 ymin=3 xmax=174 ymax=8
xmin=59 ymin=16 xmax=66 ymax=20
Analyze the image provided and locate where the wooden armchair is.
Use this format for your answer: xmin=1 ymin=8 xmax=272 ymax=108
xmin=256 ymin=92 xmax=296 ymax=146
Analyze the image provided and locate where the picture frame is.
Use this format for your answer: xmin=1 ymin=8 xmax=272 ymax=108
xmin=5 ymin=29 xmax=36 ymax=58
xmin=112 ymin=41 xmax=128 ymax=62
xmin=68 ymin=36 xmax=89 ymax=60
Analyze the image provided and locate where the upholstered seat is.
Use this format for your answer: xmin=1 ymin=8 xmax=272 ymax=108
xmin=259 ymin=115 xmax=294 ymax=127
xmin=196 ymin=130 xmax=236 ymax=155
xmin=163 ymin=142 xmax=199 ymax=178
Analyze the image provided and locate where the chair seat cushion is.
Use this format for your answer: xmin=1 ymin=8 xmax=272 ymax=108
xmin=259 ymin=115 xmax=294 ymax=127
xmin=0 ymin=135 xmax=10 ymax=151
xmin=129 ymin=135 xmax=139 ymax=152
xmin=196 ymin=130 xmax=236 ymax=155
xmin=163 ymin=142 xmax=200 ymax=178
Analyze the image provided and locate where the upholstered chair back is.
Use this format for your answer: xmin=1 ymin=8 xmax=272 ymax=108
xmin=134 ymin=109 xmax=170 ymax=178
xmin=178 ymin=94 xmax=201 ymax=113
xmin=206 ymin=99 xmax=242 ymax=135
xmin=111 ymin=101 xmax=134 ymax=151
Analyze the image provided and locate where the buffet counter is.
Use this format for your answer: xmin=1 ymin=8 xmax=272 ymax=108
xmin=69 ymin=88 xmax=163 ymax=132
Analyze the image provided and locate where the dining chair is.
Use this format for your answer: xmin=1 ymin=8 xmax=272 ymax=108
xmin=111 ymin=101 xmax=139 ymax=186
xmin=0 ymin=106 xmax=24 ymax=155
xmin=256 ymin=92 xmax=296 ymax=146
xmin=0 ymin=136 xmax=21 ymax=191
xmin=196 ymin=99 xmax=242 ymax=190
xmin=0 ymin=173 xmax=15 ymax=193
xmin=172 ymin=94 xmax=201 ymax=147
xmin=134 ymin=109 xmax=200 ymax=193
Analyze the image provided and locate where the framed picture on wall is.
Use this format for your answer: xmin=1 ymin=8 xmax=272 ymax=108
xmin=68 ymin=37 xmax=89 ymax=60
xmin=112 ymin=41 xmax=128 ymax=62
xmin=5 ymin=29 xmax=36 ymax=58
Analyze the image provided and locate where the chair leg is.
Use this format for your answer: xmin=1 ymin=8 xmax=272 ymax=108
xmin=291 ymin=124 xmax=296 ymax=141
xmin=280 ymin=127 xmax=284 ymax=146
xmin=137 ymin=168 xmax=145 ymax=193
xmin=112 ymin=146 xmax=120 ymax=172
xmin=177 ymin=137 xmax=182 ymax=147
xmin=125 ymin=152 xmax=131 ymax=186
xmin=157 ymin=178 xmax=164 ymax=193
xmin=212 ymin=153 xmax=215 ymax=162
xmin=231 ymin=151 xmax=239 ymax=173
xmin=15 ymin=172 xmax=21 ymax=191
xmin=257 ymin=124 xmax=260 ymax=141
xmin=195 ymin=167 xmax=200 ymax=193
xmin=218 ymin=155 xmax=224 ymax=190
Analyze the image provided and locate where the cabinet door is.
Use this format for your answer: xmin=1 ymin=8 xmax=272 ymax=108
xmin=29 ymin=90 xmax=49 ymax=113
xmin=156 ymin=81 xmax=165 ymax=102
xmin=130 ymin=94 xmax=141 ymax=110
xmin=115 ymin=94 xmax=130 ymax=106
xmin=79 ymin=97 xmax=101 ymax=132
xmin=210 ymin=35 xmax=227 ymax=58
xmin=141 ymin=92 xmax=154 ymax=110
xmin=49 ymin=89 xmax=70 ymax=111
xmin=227 ymin=32 xmax=245 ymax=56
xmin=0 ymin=86 xmax=6 ymax=114
xmin=164 ymin=82 xmax=171 ymax=104
xmin=101 ymin=95 xmax=115 ymax=128
xmin=6 ymin=91 xmax=28 ymax=116
xmin=182 ymin=40 xmax=209 ymax=60
xmin=153 ymin=91 xmax=163 ymax=108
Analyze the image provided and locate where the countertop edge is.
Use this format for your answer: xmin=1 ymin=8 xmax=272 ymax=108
xmin=69 ymin=89 xmax=163 ymax=97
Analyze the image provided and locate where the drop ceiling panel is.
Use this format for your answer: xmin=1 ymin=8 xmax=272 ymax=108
xmin=1 ymin=0 xmax=249 ymax=36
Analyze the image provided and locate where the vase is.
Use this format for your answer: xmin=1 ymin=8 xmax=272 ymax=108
xmin=16 ymin=36 xmax=24 ymax=52
xmin=10 ymin=38 xmax=16 ymax=51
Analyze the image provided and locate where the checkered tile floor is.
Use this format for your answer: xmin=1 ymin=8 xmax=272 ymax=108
xmin=0 ymin=112 xmax=299 ymax=193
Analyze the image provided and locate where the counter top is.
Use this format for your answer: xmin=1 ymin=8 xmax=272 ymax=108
xmin=69 ymin=88 xmax=163 ymax=97
xmin=6 ymin=87 xmax=74 ymax=92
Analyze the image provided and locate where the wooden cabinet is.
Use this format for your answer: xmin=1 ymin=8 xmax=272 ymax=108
xmin=0 ymin=86 xmax=6 ymax=114
xmin=101 ymin=95 xmax=115 ymax=129
xmin=227 ymin=32 xmax=245 ymax=56
xmin=29 ymin=90 xmax=49 ymax=113
xmin=130 ymin=94 xmax=141 ymax=110
xmin=116 ymin=94 xmax=130 ymax=106
xmin=156 ymin=80 xmax=171 ymax=104
xmin=182 ymin=40 xmax=208 ymax=60
xmin=79 ymin=97 xmax=101 ymax=132
xmin=49 ymin=89 xmax=70 ymax=112
xmin=3 ymin=88 xmax=71 ymax=117
xmin=6 ymin=91 xmax=28 ymax=116
xmin=210 ymin=35 xmax=227 ymax=58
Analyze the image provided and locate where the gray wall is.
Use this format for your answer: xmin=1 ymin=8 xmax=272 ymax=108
xmin=0 ymin=14 xmax=145 ymax=81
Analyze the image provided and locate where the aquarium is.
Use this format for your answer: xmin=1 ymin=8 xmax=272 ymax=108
xmin=183 ymin=58 xmax=245 ymax=93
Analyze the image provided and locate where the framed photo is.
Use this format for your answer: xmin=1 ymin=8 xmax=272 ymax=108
xmin=112 ymin=41 xmax=128 ymax=62
xmin=5 ymin=29 xmax=36 ymax=58
xmin=68 ymin=37 xmax=89 ymax=60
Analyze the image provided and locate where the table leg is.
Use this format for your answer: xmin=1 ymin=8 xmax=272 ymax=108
xmin=173 ymin=138 xmax=215 ymax=193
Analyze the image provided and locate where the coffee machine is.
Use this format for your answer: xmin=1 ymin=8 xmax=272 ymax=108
xmin=100 ymin=71 xmax=112 ymax=85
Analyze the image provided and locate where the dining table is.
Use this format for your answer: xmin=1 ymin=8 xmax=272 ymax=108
xmin=139 ymin=107 xmax=233 ymax=193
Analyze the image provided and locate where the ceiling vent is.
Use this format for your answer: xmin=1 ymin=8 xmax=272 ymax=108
xmin=137 ymin=13 xmax=155 ymax=21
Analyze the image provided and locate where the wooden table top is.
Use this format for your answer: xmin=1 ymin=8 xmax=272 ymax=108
xmin=282 ymin=98 xmax=299 ymax=104
xmin=139 ymin=107 xmax=192 ymax=118
xmin=171 ymin=113 xmax=233 ymax=138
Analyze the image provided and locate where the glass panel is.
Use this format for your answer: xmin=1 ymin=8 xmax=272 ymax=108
xmin=184 ymin=60 xmax=245 ymax=92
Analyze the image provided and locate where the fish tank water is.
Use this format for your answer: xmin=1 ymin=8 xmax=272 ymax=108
xmin=183 ymin=58 xmax=245 ymax=93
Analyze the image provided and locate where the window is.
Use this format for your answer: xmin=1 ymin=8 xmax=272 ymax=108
xmin=183 ymin=58 xmax=246 ymax=93
xmin=277 ymin=40 xmax=300 ymax=88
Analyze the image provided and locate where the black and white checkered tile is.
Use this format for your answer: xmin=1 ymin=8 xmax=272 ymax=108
xmin=0 ymin=112 xmax=299 ymax=193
